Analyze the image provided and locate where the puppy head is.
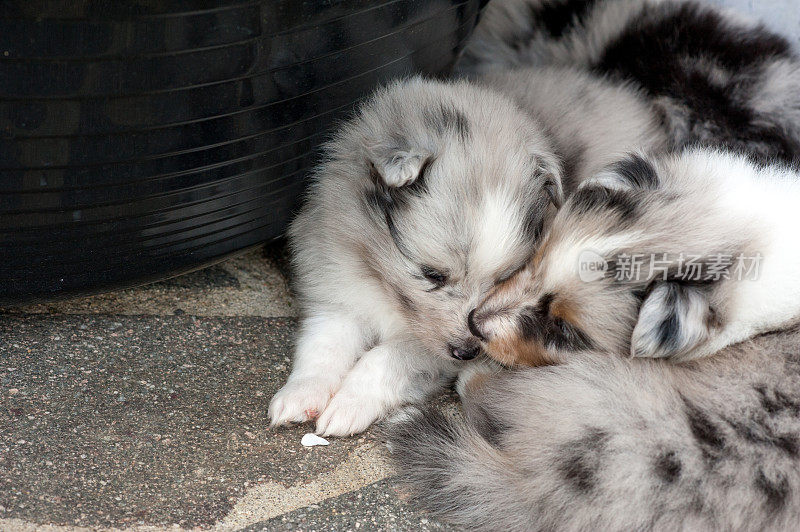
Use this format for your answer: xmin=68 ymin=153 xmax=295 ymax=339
xmin=348 ymin=78 xmax=563 ymax=359
xmin=468 ymin=243 xmax=639 ymax=367
xmin=469 ymin=152 xmax=737 ymax=366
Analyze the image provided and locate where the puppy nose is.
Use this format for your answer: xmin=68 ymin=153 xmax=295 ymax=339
xmin=467 ymin=308 xmax=487 ymax=341
xmin=448 ymin=339 xmax=482 ymax=361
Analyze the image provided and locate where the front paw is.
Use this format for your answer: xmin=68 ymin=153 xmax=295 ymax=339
xmin=268 ymin=378 xmax=337 ymax=427
xmin=315 ymin=387 xmax=388 ymax=437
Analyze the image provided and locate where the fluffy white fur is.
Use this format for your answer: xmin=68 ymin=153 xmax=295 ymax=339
xmin=271 ymin=0 xmax=800 ymax=436
xmin=269 ymin=69 xmax=665 ymax=435
xmin=386 ymin=325 xmax=800 ymax=531
xmin=472 ymin=149 xmax=800 ymax=366
xmin=640 ymin=150 xmax=800 ymax=359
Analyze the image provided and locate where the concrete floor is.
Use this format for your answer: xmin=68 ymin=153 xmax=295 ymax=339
xmin=0 ymin=244 xmax=455 ymax=531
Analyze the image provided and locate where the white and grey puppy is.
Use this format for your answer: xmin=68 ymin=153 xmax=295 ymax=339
xmin=270 ymin=0 xmax=800 ymax=436
xmin=385 ymin=324 xmax=800 ymax=531
xmin=461 ymin=0 xmax=800 ymax=166
xmin=471 ymin=148 xmax=800 ymax=367
xmin=270 ymin=70 xmax=665 ymax=436
xmin=387 ymin=149 xmax=800 ymax=529
xmin=380 ymin=2 xmax=800 ymax=527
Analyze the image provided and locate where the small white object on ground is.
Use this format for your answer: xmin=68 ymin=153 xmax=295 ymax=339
xmin=301 ymin=433 xmax=329 ymax=447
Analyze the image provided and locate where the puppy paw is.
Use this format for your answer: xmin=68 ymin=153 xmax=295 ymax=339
xmin=315 ymin=388 xmax=388 ymax=437
xmin=268 ymin=378 xmax=336 ymax=427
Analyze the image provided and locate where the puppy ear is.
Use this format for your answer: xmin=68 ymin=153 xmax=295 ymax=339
xmin=586 ymin=153 xmax=660 ymax=193
xmin=544 ymin=175 xmax=563 ymax=208
xmin=631 ymin=282 xmax=714 ymax=360
xmin=538 ymin=153 xmax=564 ymax=208
xmin=366 ymin=145 xmax=432 ymax=189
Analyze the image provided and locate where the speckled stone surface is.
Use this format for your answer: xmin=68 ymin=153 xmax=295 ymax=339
xmin=0 ymin=244 xmax=452 ymax=531
xmin=242 ymin=479 xmax=457 ymax=532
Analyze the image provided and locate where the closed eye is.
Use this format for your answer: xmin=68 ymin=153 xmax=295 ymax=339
xmin=421 ymin=265 xmax=448 ymax=289
xmin=496 ymin=262 xmax=528 ymax=285
xmin=549 ymin=316 xmax=593 ymax=351
xmin=553 ymin=317 xmax=570 ymax=338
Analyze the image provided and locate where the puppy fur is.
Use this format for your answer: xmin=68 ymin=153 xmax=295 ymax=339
xmin=271 ymin=0 xmax=800 ymax=435
xmin=460 ymin=0 xmax=800 ymax=166
xmin=472 ymin=148 xmax=800 ymax=366
xmin=270 ymin=70 xmax=665 ymax=436
xmin=385 ymin=325 xmax=800 ymax=531
xmin=381 ymin=2 xmax=800 ymax=528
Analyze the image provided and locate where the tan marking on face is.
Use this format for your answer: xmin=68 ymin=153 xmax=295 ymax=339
xmin=530 ymin=234 xmax=553 ymax=268
xmin=482 ymin=232 xmax=557 ymax=319
xmin=550 ymin=296 xmax=580 ymax=325
xmin=486 ymin=335 xmax=556 ymax=368
xmin=489 ymin=269 xmax=529 ymax=302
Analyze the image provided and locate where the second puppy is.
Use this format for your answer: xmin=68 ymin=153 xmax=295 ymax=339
xmin=470 ymin=148 xmax=800 ymax=365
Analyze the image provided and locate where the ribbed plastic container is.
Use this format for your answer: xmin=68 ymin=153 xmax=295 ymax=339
xmin=0 ymin=0 xmax=484 ymax=304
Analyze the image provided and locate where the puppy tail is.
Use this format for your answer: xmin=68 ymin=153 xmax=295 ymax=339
xmin=382 ymin=406 xmax=525 ymax=531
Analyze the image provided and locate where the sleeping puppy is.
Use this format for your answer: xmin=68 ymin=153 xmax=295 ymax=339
xmin=269 ymin=69 xmax=666 ymax=436
xmin=270 ymin=0 xmax=800 ymax=435
xmin=460 ymin=0 xmax=800 ymax=166
xmin=470 ymin=148 xmax=800 ymax=366
xmin=385 ymin=324 xmax=800 ymax=531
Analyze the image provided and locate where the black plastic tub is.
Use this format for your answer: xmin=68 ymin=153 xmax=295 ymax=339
xmin=0 ymin=0 xmax=484 ymax=304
